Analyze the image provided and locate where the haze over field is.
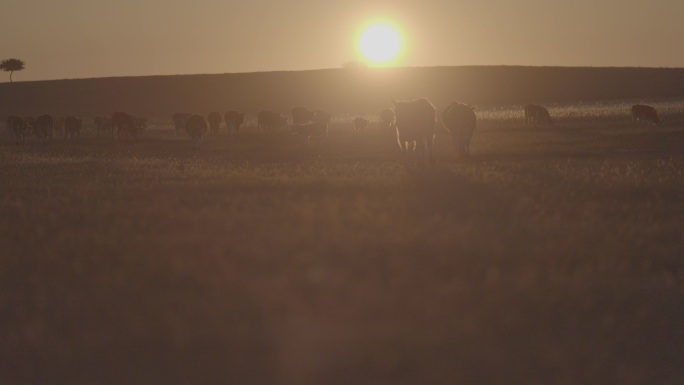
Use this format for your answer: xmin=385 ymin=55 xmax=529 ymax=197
xmin=2 ymin=0 xmax=683 ymax=82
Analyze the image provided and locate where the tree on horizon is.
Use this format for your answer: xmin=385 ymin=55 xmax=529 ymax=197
xmin=1 ymin=59 xmax=26 ymax=82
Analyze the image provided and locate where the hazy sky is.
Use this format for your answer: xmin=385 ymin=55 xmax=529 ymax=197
xmin=2 ymin=0 xmax=683 ymax=82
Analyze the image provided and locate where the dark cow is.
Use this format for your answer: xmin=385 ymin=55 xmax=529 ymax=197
xmin=353 ymin=117 xmax=369 ymax=134
xmin=312 ymin=109 xmax=332 ymax=125
xmin=6 ymin=115 xmax=29 ymax=144
xmin=290 ymin=122 xmax=328 ymax=145
xmin=524 ymin=104 xmax=552 ymax=126
xmin=34 ymin=114 xmax=55 ymax=139
xmin=112 ymin=111 xmax=147 ymax=140
xmin=393 ymin=98 xmax=437 ymax=163
xmin=291 ymin=106 xmax=315 ymax=124
xmin=258 ymin=111 xmax=286 ymax=132
xmin=64 ymin=116 xmax=83 ymax=139
xmin=631 ymin=104 xmax=661 ymax=126
xmin=207 ymin=111 xmax=223 ymax=135
xmin=224 ymin=111 xmax=245 ymax=135
xmin=172 ymin=113 xmax=192 ymax=136
xmin=185 ymin=114 xmax=208 ymax=147
xmin=442 ymin=101 xmax=477 ymax=158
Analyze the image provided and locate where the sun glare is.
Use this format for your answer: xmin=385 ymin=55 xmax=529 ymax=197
xmin=358 ymin=23 xmax=403 ymax=66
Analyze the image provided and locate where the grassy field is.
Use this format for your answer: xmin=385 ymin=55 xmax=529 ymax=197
xmin=2 ymin=102 xmax=684 ymax=385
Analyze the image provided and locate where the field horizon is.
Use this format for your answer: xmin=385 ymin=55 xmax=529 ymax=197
xmin=2 ymin=65 xmax=684 ymax=119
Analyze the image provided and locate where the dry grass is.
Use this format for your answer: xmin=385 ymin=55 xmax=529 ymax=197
xmin=2 ymin=101 xmax=684 ymax=385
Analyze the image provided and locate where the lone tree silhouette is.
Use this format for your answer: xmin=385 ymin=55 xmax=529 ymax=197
xmin=0 ymin=59 xmax=26 ymax=82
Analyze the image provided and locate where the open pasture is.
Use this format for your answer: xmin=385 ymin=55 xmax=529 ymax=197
xmin=2 ymin=100 xmax=684 ymax=385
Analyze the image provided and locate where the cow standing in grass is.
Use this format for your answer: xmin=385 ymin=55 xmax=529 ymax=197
xmin=112 ymin=111 xmax=146 ymax=140
xmin=291 ymin=106 xmax=315 ymax=125
xmin=6 ymin=115 xmax=29 ymax=144
xmin=442 ymin=101 xmax=477 ymax=158
xmin=631 ymin=104 xmax=661 ymax=126
xmin=64 ymin=116 xmax=83 ymax=139
xmin=524 ymin=104 xmax=552 ymax=126
xmin=185 ymin=114 xmax=208 ymax=147
xmin=258 ymin=111 xmax=286 ymax=132
xmin=224 ymin=111 xmax=245 ymax=135
xmin=207 ymin=111 xmax=223 ymax=135
xmin=393 ymin=98 xmax=437 ymax=164
xmin=353 ymin=117 xmax=369 ymax=134
xmin=34 ymin=114 xmax=55 ymax=139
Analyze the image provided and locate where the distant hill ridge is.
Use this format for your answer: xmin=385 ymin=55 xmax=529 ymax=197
xmin=1 ymin=66 xmax=684 ymax=118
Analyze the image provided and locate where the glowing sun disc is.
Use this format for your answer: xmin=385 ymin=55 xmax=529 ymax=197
xmin=358 ymin=23 xmax=402 ymax=64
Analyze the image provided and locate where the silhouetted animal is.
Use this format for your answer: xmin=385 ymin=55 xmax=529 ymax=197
xmin=393 ymin=98 xmax=436 ymax=163
xmin=207 ymin=111 xmax=223 ymax=134
xmin=224 ymin=111 xmax=245 ymax=134
xmin=185 ymin=114 xmax=208 ymax=147
xmin=6 ymin=115 xmax=29 ymax=144
xmin=353 ymin=117 xmax=369 ymax=134
xmin=112 ymin=111 xmax=146 ymax=139
xmin=442 ymin=101 xmax=477 ymax=158
xmin=172 ymin=113 xmax=192 ymax=136
xmin=380 ymin=108 xmax=395 ymax=128
xmin=291 ymin=106 xmax=315 ymax=124
xmin=290 ymin=122 xmax=328 ymax=144
xmin=524 ymin=104 xmax=552 ymax=126
xmin=64 ymin=116 xmax=83 ymax=139
xmin=631 ymin=104 xmax=661 ymax=126
xmin=34 ymin=114 xmax=55 ymax=139
xmin=258 ymin=111 xmax=286 ymax=132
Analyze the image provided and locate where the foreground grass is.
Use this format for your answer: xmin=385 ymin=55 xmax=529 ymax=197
xmin=1 ymin=114 xmax=684 ymax=385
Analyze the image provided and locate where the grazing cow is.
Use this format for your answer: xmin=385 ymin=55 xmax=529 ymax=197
xmin=631 ymin=104 xmax=661 ymax=126
xmin=524 ymin=104 xmax=552 ymax=126
xmin=64 ymin=116 xmax=83 ymax=139
xmin=185 ymin=114 xmax=208 ymax=147
xmin=290 ymin=122 xmax=328 ymax=145
xmin=353 ymin=117 xmax=369 ymax=134
xmin=393 ymin=98 xmax=437 ymax=163
xmin=207 ymin=111 xmax=223 ymax=135
xmin=6 ymin=115 xmax=29 ymax=144
xmin=258 ymin=111 xmax=286 ymax=132
xmin=224 ymin=111 xmax=245 ymax=135
xmin=312 ymin=109 xmax=332 ymax=125
xmin=442 ymin=101 xmax=477 ymax=158
xmin=34 ymin=114 xmax=55 ymax=139
xmin=112 ymin=111 xmax=147 ymax=140
xmin=291 ymin=106 xmax=315 ymax=124
xmin=172 ymin=113 xmax=192 ymax=136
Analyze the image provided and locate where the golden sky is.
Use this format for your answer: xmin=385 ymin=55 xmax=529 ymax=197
xmin=1 ymin=0 xmax=683 ymax=81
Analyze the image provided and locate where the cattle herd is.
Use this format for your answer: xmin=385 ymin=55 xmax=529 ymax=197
xmin=3 ymin=102 xmax=664 ymax=159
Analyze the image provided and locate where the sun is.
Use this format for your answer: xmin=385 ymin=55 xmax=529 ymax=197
xmin=358 ymin=23 xmax=403 ymax=66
